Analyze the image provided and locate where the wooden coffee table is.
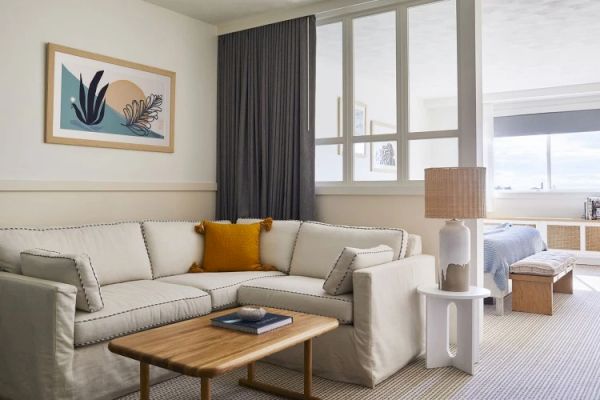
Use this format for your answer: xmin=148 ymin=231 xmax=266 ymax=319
xmin=108 ymin=307 xmax=338 ymax=400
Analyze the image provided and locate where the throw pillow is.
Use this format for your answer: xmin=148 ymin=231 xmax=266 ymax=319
xmin=189 ymin=218 xmax=277 ymax=272
xmin=323 ymin=245 xmax=394 ymax=295
xmin=20 ymin=248 xmax=104 ymax=312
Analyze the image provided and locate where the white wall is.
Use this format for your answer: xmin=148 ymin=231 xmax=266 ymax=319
xmin=0 ymin=0 xmax=218 ymax=225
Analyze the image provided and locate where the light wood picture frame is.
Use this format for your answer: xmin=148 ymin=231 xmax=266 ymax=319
xmin=46 ymin=43 xmax=175 ymax=153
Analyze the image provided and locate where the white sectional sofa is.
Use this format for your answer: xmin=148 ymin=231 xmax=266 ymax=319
xmin=0 ymin=219 xmax=435 ymax=400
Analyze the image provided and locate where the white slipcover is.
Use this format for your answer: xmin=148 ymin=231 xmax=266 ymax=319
xmin=238 ymin=275 xmax=354 ymax=323
xmin=158 ymin=271 xmax=285 ymax=309
xmin=406 ymin=234 xmax=423 ymax=257
xmin=289 ymin=221 xmax=408 ymax=279
xmin=322 ymin=245 xmax=394 ymax=295
xmin=74 ymin=280 xmax=211 ymax=347
xmin=236 ymin=218 xmax=302 ymax=272
xmin=0 ymin=222 xmax=152 ymax=285
xmin=142 ymin=220 xmax=232 ymax=278
xmin=21 ymin=249 xmax=104 ymax=312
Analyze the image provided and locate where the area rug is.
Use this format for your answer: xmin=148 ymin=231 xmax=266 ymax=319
xmin=118 ymin=266 xmax=600 ymax=399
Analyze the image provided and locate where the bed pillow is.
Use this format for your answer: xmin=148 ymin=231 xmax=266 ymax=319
xmin=323 ymin=245 xmax=394 ymax=295
xmin=20 ymin=249 xmax=104 ymax=312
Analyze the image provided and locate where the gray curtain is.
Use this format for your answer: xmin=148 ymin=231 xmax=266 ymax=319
xmin=216 ymin=16 xmax=316 ymax=221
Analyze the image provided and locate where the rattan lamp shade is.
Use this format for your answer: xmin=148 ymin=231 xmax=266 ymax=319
xmin=425 ymin=167 xmax=486 ymax=219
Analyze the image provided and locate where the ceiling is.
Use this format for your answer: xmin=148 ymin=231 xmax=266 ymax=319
xmin=145 ymin=0 xmax=325 ymax=24
xmin=318 ymin=0 xmax=600 ymax=98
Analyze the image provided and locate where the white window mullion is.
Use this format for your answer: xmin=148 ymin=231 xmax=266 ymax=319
xmin=409 ymin=130 xmax=459 ymax=140
xmin=343 ymin=16 xmax=353 ymax=184
xmin=547 ymin=134 xmax=552 ymax=191
xmin=398 ymin=5 xmax=408 ymax=184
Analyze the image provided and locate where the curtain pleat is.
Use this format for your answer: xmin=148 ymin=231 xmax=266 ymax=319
xmin=216 ymin=16 xmax=316 ymax=221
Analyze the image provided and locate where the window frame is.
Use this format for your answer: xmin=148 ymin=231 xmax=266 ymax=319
xmin=315 ymin=0 xmax=460 ymax=190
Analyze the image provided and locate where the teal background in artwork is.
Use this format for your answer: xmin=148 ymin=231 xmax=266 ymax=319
xmin=59 ymin=65 xmax=163 ymax=139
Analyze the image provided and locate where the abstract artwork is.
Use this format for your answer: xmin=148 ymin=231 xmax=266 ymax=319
xmin=46 ymin=44 xmax=175 ymax=152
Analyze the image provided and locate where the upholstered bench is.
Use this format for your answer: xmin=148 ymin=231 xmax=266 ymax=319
xmin=509 ymin=251 xmax=576 ymax=315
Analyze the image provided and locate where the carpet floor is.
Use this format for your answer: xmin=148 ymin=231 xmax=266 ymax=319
xmin=118 ymin=266 xmax=600 ymax=400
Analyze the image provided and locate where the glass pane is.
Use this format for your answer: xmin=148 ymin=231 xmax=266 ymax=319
xmin=353 ymin=141 xmax=397 ymax=181
xmin=551 ymin=131 xmax=600 ymax=190
xmin=353 ymin=12 xmax=396 ymax=136
xmin=316 ymin=145 xmax=343 ymax=182
xmin=315 ymin=22 xmax=343 ymax=139
xmin=493 ymin=135 xmax=548 ymax=191
xmin=409 ymin=138 xmax=458 ymax=180
xmin=408 ymin=0 xmax=457 ymax=132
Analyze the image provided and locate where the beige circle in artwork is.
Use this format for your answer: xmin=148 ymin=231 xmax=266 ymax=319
xmin=105 ymin=80 xmax=145 ymax=116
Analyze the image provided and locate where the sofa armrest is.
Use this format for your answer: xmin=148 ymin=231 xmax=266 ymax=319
xmin=352 ymin=255 xmax=436 ymax=386
xmin=0 ymin=272 xmax=77 ymax=400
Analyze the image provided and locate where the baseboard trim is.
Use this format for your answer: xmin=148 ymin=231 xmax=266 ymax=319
xmin=0 ymin=180 xmax=218 ymax=192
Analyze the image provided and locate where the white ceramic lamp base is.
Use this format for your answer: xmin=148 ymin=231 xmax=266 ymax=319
xmin=439 ymin=219 xmax=470 ymax=292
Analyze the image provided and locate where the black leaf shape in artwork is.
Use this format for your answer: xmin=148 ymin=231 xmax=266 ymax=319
xmin=122 ymin=94 xmax=163 ymax=136
xmin=72 ymin=70 xmax=109 ymax=125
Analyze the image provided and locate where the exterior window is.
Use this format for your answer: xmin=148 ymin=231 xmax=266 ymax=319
xmin=493 ymin=131 xmax=600 ymax=191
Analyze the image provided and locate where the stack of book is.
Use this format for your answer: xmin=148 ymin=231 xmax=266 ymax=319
xmin=584 ymin=197 xmax=600 ymax=220
xmin=211 ymin=312 xmax=292 ymax=334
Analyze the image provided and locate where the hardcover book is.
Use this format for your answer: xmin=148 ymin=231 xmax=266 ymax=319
xmin=211 ymin=312 xmax=293 ymax=334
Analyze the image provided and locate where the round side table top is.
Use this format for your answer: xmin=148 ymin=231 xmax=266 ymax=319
xmin=417 ymin=285 xmax=491 ymax=300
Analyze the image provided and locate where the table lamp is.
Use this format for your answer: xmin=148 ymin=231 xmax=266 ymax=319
xmin=425 ymin=167 xmax=486 ymax=292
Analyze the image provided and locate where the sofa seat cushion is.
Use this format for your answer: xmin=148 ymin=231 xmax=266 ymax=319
xmin=237 ymin=276 xmax=353 ymax=324
xmin=510 ymin=251 xmax=576 ymax=276
xmin=74 ymin=280 xmax=211 ymax=347
xmin=289 ymin=221 xmax=409 ymax=279
xmin=158 ymin=271 xmax=285 ymax=310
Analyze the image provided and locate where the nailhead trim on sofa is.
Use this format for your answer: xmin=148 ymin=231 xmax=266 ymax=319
xmin=20 ymin=249 xmax=104 ymax=312
xmin=324 ymin=247 xmax=395 ymax=296
xmin=73 ymin=293 xmax=211 ymax=346
xmin=75 ymin=294 xmax=209 ymax=324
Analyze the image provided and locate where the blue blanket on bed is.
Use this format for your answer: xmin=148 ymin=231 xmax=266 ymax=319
xmin=484 ymin=224 xmax=546 ymax=291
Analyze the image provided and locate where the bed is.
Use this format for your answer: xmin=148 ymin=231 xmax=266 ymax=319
xmin=484 ymin=223 xmax=546 ymax=314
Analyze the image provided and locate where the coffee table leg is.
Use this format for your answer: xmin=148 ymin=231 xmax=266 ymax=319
xmin=304 ymin=339 xmax=312 ymax=398
xmin=238 ymin=340 xmax=319 ymax=400
xmin=201 ymin=377 xmax=210 ymax=400
xmin=140 ymin=362 xmax=150 ymax=400
xmin=247 ymin=362 xmax=256 ymax=382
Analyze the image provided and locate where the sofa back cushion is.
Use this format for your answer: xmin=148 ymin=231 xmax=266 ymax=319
xmin=289 ymin=221 xmax=408 ymax=279
xmin=142 ymin=220 xmax=231 ymax=278
xmin=237 ymin=219 xmax=301 ymax=272
xmin=0 ymin=222 xmax=151 ymax=285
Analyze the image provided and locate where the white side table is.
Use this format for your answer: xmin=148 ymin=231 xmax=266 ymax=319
xmin=417 ymin=285 xmax=490 ymax=375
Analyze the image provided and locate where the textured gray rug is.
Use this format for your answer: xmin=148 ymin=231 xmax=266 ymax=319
xmin=118 ymin=266 xmax=600 ymax=399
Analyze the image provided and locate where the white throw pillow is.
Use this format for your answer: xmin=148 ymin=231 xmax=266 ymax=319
xmin=20 ymin=249 xmax=104 ymax=312
xmin=323 ymin=245 xmax=394 ymax=295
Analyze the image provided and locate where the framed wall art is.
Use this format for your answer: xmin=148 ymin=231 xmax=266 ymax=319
xmin=46 ymin=43 xmax=175 ymax=152
xmin=370 ymin=120 xmax=397 ymax=173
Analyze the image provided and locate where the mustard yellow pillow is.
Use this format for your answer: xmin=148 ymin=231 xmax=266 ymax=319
xmin=189 ymin=218 xmax=276 ymax=273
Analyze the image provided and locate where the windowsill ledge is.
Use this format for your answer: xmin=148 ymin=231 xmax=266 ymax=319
xmin=316 ymin=183 xmax=424 ymax=196
xmin=494 ymin=191 xmax=600 ymax=199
